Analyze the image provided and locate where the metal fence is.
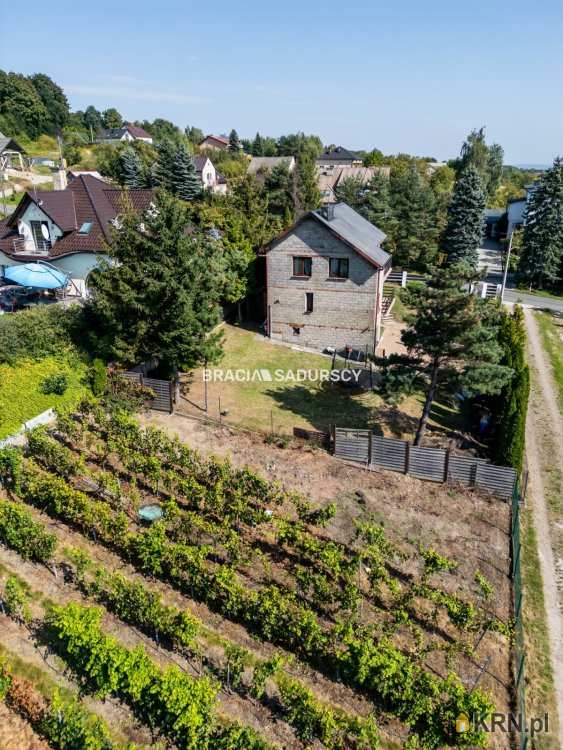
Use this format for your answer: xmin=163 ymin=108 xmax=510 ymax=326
xmin=121 ymin=371 xmax=176 ymax=413
xmin=511 ymin=482 xmax=527 ymax=750
xmin=333 ymin=427 xmax=518 ymax=499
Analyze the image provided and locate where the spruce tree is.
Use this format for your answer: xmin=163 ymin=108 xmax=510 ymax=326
xmin=152 ymin=139 xmax=177 ymax=191
xmin=251 ymin=132 xmax=264 ymax=156
xmin=264 ymin=162 xmax=294 ymax=224
xmin=518 ymin=157 xmax=563 ymax=289
xmin=229 ymin=129 xmax=241 ymax=152
xmin=378 ymin=264 xmax=511 ymax=446
xmin=443 ymin=165 xmax=486 ymax=269
xmin=172 ymin=143 xmax=202 ymax=201
xmin=296 ymin=152 xmax=320 ymax=213
xmin=119 ymin=147 xmax=143 ymax=188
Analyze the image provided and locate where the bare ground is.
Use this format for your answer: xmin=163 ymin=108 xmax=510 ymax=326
xmin=0 ymin=703 xmax=49 ymax=750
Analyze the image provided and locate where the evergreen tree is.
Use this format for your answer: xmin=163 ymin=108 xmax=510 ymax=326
xmin=454 ymin=127 xmax=504 ymax=201
xmin=251 ymin=132 xmax=264 ymax=156
xmin=88 ymin=190 xmax=228 ymax=373
xmin=518 ymin=157 xmax=563 ymax=289
xmin=229 ymin=129 xmax=241 ymax=152
xmin=492 ymin=306 xmax=529 ymax=471
xmin=378 ymin=264 xmax=511 ymax=446
xmin=152 ymin=139 xmax=177 ymax=191
xmin=172 ymin=142 xmax=202 ymax=201
xmin=264 ymin=162 xmax=294 ymax=224
xmin=296 ymin=152 xmax=320 ymax=213
xmin=443 ymin=166 xmax=486 ymax=269
xmin=119 ymin=147 xmax=144 ymax=189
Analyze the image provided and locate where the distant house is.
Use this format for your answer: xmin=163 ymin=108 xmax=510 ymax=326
xmin=266 ymin=202 xmax=391 ymax=354
xmin=97 ymin=123 xmax=153 ymax=145
xmin=507 ymin=183 xmax=539 ymax=236
xmin=67 ymin=170 xmax=106 ymax=182
xmin=199 ymin=134 xmax=230 ymax=151
xmin=317 ymin=165 xmax=390 ymax=203
xmin=0 ymin=175 xmax=153 ymax=294
xmin=193 ymin=156 xmax=227 ymax=194
xmin=247 ymin=156 xmax=296 ymax=179
xmin=316 ymin=147 xmax=363 ymax=168
xmin=0 ymin=132 xmax=27 ymax=170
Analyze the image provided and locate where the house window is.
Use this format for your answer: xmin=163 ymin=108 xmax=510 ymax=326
xmin=305 ymin=292 xmax=314 ymax=313
xmin=292 ymin=326 xmax=301 ymax=336
xmin=329 ymin=258 xmax=349 ymax=278
xmin=30 ymin=220 xmax=51 ymax=251
xmin=293 ymin=256 xmax=312 ymax=277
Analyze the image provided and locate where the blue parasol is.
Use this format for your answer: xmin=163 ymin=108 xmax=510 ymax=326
xmin=4 ymin=263 xmax=68 ymax=290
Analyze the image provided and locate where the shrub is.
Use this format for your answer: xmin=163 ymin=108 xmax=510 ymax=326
xmin=40 ymin=373 xmax=69 ymax=395
xmin=89 ymin=359 xmax=108 ymax=397
xmin=0 ymin=306 xmax=82 ymax=365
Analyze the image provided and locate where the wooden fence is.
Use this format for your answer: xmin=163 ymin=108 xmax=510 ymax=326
xmin=333 ymin=427 xmax=517 ymax=500
xmin=121 ymin=371 xmax=176 ymax=413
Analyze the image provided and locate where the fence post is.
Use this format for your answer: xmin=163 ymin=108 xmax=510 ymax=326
xmin=401 ymin=270 xmax=407 ymax=288
xmin=168 ymin=379 xmax=174 ymax=414
xmin=443 ymin=447 xmax=451 ymax=483
xmin=368 ymin=431 xmax=372 ymax=465
xmin=404 ymin=441 xmax=411 ymax=474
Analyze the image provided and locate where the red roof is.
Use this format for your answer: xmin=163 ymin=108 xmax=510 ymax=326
xmin=200 ymin=134 xmax=229 ymax=147
xmin=0 ymin=175 xmax=154 ymax=259
xmin=124 ymin=123 xmax=153 ymax=139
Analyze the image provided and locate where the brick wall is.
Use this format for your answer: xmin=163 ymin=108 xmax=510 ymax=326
xmin=266 ymin=218 xmax=382 ymax=353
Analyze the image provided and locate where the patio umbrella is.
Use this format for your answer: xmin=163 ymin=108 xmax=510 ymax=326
xmin=4 ymin=263 xmax=68 ymax=290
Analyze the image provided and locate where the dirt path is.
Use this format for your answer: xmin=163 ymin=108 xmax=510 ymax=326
xmin=523 ymin=307 xmax=563 ymax=741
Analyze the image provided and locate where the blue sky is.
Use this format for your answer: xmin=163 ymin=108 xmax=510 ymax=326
xmin=2 ymin=0 xmax=562 ymax=163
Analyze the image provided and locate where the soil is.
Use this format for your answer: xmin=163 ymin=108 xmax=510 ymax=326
xmin=0 ymin=703 xmax=49 ymax=750
xmin=523 ymin=308 xmax=563 ymax=743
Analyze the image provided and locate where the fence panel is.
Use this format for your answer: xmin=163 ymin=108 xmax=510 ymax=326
xmin=371 ymin=436 xmax=407 ymax=472
xmin=475 ymin=463 xmax=517 ymax=500
xmin=448 ymin=455 xmax=479 ymax=485
xmin=143 ymin=377 xmax=173 ymax=413
xmin=334 ymin=428 xmax=370 ymax=463
xmin=409 ymin=445 xmax=446 ymax=481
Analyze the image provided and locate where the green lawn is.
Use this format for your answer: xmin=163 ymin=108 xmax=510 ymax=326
xmin=535 ymin=311 xmax=563 ymax=411
xmin=183 ymin=324 xmax=463 ymax=439
xmin=0 ymin=357 xmax=88 ymax=440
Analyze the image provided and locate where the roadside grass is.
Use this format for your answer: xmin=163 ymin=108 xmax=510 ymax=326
xmin=0 ymin=356 xmax=88 ymax=440
xmin=534 ymin=311 xmax=563 ymax=411
xmin=516 ymin=286 xmax=563 ymax=301
xmin=182 ymin=324 xmax=464 ymax=439
xmin=521 ymin=507 xmax=560 ymax=749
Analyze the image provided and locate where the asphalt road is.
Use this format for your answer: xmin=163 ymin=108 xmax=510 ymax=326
xmin=503 ymin=289 xmax=563 ymax=312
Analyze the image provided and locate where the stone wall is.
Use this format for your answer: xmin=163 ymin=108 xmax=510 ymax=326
xmin=266 ymin=218 xmax=382 ymax=353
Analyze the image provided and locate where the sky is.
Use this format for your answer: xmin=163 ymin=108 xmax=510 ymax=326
xmin=2 ymin=0 xmax=562 ymax=164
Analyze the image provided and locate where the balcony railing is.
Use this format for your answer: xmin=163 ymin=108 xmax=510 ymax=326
xmin=11 ymin=236 xmax=51 ymax=255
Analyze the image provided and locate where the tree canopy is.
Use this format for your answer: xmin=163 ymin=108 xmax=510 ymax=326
xmin=443 ymin=166 xmax=486 ymax=269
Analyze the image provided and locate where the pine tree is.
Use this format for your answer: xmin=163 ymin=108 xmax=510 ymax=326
xmin=152 ymin=139 xmax=177 ymax=191
xmin=296 ymin=152 xmax=320 ymax=213
xmin=378 ymin=264 xmax=511 ymax=446
xmin=119 ymin=147 xmax=143 ymax=188
xmin=172 ymin=143 xmax=202 ymax=201
xmin=229 ymin=129 xmax=241 ymax=152
xmin=443 ymin=166 xmax=486 ymax=269
xmin=518 ymin=157 xmax=563 ymax=289
xmin=264 ymin=162 xmax=294 ymax=224
xmin=251 ymin=132 xmax=264 ymax=156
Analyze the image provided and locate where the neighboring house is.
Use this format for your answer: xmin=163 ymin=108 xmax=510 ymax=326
xmin=0 ymin=132 xmax=27 ymax=170
xmin=317 ymin=165 xmax=391 ymax=203
xmin=316 ymin=146 xmax=363 ymax=168
xmin=266 ymin=202 xmax=391 ymax=354
xmin=67 ymin=170 xmax=106 ymax=182
xmin=0 ymin=175 xmax=153 ymax=293
xmin=97 ymin=123 xmax=153 ymax=144
xmin=193 ymin=156 xmax=227 ymax=194
xmin=247 ymin=156 xmax=296 ymax=179
xmin=506 ymin=183 xmax=538 ymax=236
xmin=199 ymin=134 xmax=230 ymax=151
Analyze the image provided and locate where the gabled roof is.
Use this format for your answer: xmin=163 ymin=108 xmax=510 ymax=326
xmin=200 ymin=134 xmax=229 ymax=146
xmin=247 ymin=156 xmax=296 ymax=175
xmin=98 ymin=123 xmax=152 ymax=141
xmin=0 ymin=175 xmax=154 ymax=259
xmin=193 ymin=155 xmax=212 ymax=173
xmin=317 ymin=146 xmax=361 ymax=162
xmin=0 ymin=131 xmax=25 ymax=154
xmin=124 ymin=123 xmax=152 ymax=139
xmin=267 ymin=202 xmax=390 ymax=270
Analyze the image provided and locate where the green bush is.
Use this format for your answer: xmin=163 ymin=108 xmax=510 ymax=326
xmin=0 ymin=306 xmax=82 ymax=365
xmin=40 ymin=373 xmax=68 ymax=395
xmin=89 ymin=359 xmax=107 ymax=397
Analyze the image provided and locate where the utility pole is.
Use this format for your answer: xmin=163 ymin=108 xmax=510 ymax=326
xmin=500 ymin=230 xmax=514 ymax=303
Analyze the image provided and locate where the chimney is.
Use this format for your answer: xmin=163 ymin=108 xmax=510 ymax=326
xmin=321 ymin=204 xmax=335 ymax=221
xmin=53 ymin=168 xmax=68 ymax=191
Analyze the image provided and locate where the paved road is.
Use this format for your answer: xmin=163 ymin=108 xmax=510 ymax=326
xmin=504 ymin=289 xmax=563 ymax=312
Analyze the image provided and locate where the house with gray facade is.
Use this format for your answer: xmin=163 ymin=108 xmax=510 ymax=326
xmin=266 ymin=203 xmax=391 ymax=354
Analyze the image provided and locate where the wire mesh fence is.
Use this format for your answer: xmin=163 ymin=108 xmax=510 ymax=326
xmin=511 ymin=479 xmax=528 ymax=750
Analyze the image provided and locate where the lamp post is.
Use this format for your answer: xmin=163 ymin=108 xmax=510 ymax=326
xmin=500 ymin=230 xmax=514 ymax=303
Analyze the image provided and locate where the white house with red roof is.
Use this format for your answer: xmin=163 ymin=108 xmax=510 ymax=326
xmin=0 ymin=175 xmax=153 ymax=292
xmin=97 ymin=123 xmax=153 ymax=144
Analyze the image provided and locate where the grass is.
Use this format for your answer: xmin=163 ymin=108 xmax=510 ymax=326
xmin=516 ymin=286 xmax=563 ymax=301
xmin=0 ymin=356 xmax=88 ymax=440
xmin=183 ymin=324 xmax=463 ymax=439
xmin=15 ymin=134 xmax=59 ymax=159
xmin=535 ymin=310 xmax=563 ymax=411
xmin=521 ymin=507 xmax=560 ymax=749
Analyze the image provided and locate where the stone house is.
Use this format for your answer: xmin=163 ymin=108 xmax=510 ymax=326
xmin=266 ymin=202 xmax=391 ymax=354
